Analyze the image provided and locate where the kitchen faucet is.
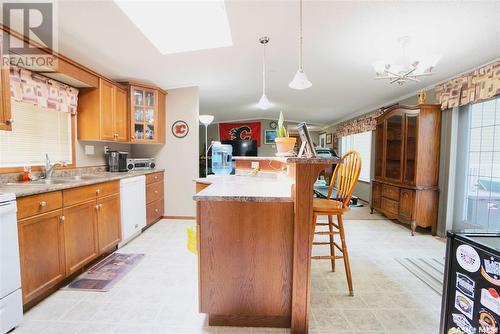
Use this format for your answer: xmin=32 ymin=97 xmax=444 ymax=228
xmin=44 ymin=154 xmax=67 ymax=179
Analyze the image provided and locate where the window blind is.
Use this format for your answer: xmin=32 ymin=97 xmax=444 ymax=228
xmin=341 ymin=131 xmax=372 ymax=182
xmin=0 ymin=101 xmax=72 ymax=167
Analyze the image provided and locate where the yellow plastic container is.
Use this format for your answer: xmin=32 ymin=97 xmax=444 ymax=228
xmin=187 ymin=225 xmax=197 ymax=255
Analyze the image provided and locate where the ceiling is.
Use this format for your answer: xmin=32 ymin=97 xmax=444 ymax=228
xmin=56 ymin=1 xmax=500 ymax=125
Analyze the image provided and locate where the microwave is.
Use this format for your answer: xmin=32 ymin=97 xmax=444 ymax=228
xmin=127 ymin=158 xmax=156 ymax=171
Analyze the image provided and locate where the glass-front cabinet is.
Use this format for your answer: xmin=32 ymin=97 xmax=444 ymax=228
xmin=374 ymin=122 xmax=384 ymax=178
xmin=131 ymin=87 xmax=157 ymax=141
xmin=384 ymin=114 xmax=403 ymax=181
xmin=404 ymin=114 xmax=418 ymax=185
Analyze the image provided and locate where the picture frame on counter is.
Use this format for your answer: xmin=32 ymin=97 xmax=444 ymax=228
xmin=264 ymin=129 xmax=277 ymax=144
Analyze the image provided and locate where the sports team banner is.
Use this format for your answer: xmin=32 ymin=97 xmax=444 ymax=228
xmin=219 ymin=122 xmax=261 ymax=146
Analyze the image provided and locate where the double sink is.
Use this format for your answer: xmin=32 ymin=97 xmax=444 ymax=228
xmin=7 ymin=175 xmax=103 ymax=186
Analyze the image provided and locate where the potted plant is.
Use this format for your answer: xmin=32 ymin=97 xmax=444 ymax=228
xmin=274 ymin=111 xmax=296 ymax=154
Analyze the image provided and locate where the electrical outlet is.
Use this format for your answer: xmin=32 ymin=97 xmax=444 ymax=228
xmin=251 ymin=161 xmax=259 ymax=169
xmin=84 ymin=145 xmax=95 ymax=155
xmin=104 ymin=145 xmax=110 ymax=154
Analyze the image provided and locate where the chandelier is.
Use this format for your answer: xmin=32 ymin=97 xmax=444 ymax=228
xmin=373 ymin=36 xmax=440 ymax=85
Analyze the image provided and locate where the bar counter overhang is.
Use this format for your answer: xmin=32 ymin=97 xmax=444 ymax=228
xmin=193 ymin=156 xmax=340 ymax=334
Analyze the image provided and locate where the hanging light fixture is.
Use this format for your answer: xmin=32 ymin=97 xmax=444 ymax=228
xmin=372 ymin=36 xmax=440 ymax=85
xmin=289 ymin=0 xmax=312 ymax=90
xmin=257 ymin=36 xmax=271 ymax=110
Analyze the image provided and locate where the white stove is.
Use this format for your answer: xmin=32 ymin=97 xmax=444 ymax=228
xmin=0 ymin=193 xmax=23 ymax=334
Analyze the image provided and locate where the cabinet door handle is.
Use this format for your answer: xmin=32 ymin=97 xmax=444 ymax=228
xmin=154 ymin=190 xmax=158 ymax=194
xmin=96 ymin=189 xmax=101 ymax=195
xmin=95 ymin=204 xmax=103 ymax=210
xmin=131 ymin=135 xmax=136 ymax=139
xmin=154 ymin=175 xmax=158 ymax=180
xmin=59 ymin=215 xmax=65 ymax=222
xmin=39 ymin=201 xmax=47 ymax=207
xmin=154 ymin=208 xmax=159 ymax=213
xmin=5 ymin=118 xmax=14 ymax=124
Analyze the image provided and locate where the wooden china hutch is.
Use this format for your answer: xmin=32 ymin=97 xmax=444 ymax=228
xmin=371 ymin=104 xmax=441 ymax=235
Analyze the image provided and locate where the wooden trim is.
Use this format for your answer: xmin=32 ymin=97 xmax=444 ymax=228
xmin=119 ymin=81 xmax=167 ymax=95
xmin=290 ymin=162 xmax=330 ymax=334
xmin=0 ymin=25 xmax=121 ymax=88
xmin=0 ymin=114 xmax=77 ymax=174
xmin=208 ymin=314 xmax=290 ymax=328
xmin=163 ymin=216 xmax=196 ymax=220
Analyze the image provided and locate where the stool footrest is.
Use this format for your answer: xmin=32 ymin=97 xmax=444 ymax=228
xmin=312 ymin=255 xmax=344 ymax=260
xmin=312 ymin=241 xmax=331 ymax=245
xmin=315 ymin=231 xmax=338 ymax=235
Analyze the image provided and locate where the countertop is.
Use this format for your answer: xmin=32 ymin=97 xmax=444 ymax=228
xmin=0 ymin=169 xmax=164 ymax=198
xmin=193 ymin=173 xmax=294 ymax=202
xmin=233 ymin=156 xmax=340 ymax=164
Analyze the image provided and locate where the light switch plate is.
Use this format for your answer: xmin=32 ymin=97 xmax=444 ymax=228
xmin=251 ymin=161 xmax=259 ymax=169
xmin=84 ymin=145 xmax=95 ymax=155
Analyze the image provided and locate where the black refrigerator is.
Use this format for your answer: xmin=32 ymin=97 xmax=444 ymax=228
xmin=441 ymin=230 xmax=500 ymax=334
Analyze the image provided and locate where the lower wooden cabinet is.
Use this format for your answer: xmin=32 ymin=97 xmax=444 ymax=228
xmin=146 ymin=171 xmax=164 ymax=226
xmin=63 ymin=200 xmax=99 ymax=276
xmin=17 ymin=181 xmax=122 ymax=306
xmin=97 ymin=194 xmax=121 ymax=254
xmin=17 ymin=210 xmax=65 ymax=304
xmin=371 ymin=180 xmax=438 ymax=234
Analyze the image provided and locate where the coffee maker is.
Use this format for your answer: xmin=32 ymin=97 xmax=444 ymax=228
xmin=106 ymin=151 xmax=129 ymax=172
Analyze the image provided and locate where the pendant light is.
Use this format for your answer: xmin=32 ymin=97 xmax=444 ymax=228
xmin=289 ymin=0 xmax=312 ymax=90
xmin=258 ymin=36 xmax=271 ymax=110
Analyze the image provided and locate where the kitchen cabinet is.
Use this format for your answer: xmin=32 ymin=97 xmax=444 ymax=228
xmin=77 ymin=79 xmax=128 ymax=142
xmin=17 ymin=210 xmax=65 ymax=304
xmin=0 ymin=35 xmax=12 ymax=131
xmin=16 ymin=180 xmax=121 ymax=306
xmin=146 ymin=171 xmax=164 ymax=226
xmin=62 ymin=200 xmax=99 ymax=275
xmin=97 ymin=193 xmax=121 ymax=254
xmin=120 ymin=82 xmax=166 ymax=144
xmin=371 ymin=104 xmax=441 ymax=235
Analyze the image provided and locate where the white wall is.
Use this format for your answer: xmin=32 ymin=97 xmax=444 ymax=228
xmin=76 ymin=141 xmax=131 ymax=167
xmin=132 ymin=87 xmax=199 ymax=217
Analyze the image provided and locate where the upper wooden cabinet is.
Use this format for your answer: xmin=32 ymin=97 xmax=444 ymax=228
xmin=78 ymin=79 xmax=128 ymax=142
xmin=120 ymin=82 xmax=166 ymax=144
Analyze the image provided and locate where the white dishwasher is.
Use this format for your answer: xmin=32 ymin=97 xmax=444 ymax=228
xmin=119 ymin=176 xmax=147 ymax=247
xmin=0 ymin=193 xmax=23 ymax=334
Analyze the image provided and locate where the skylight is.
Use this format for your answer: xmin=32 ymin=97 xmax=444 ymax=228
xmin=114 ymin=0 xmax=233 ymax=55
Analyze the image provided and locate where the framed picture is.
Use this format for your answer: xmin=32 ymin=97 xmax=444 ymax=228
xmin=319 ymin=133 xmax=327 ymax=148
xmin=326 ymin=133 xmax=333 ymax=145
xmin=265 ymin=130 xmax=277 ymax=144
xmin=297 ymin=122 xmax=317 ymax=158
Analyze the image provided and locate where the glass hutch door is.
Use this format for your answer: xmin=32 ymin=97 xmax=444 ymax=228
xmin=384 ymin=114 xmax=403 ymax=181
xmin=374 ymin=122 xmax=384 ymax=178
xmin=404 ymin=114 xmax=418 ymax=184
xmin=132 ymin=87 xmax=157 ymax=141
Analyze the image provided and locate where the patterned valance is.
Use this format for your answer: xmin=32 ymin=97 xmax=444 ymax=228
xmin=435 ymin=60 xmax=500 ymax=110
xmin=9 ymin=66 xmax=79 ymax=114
xmin=334 ymin=109 xmax=383 ymax=138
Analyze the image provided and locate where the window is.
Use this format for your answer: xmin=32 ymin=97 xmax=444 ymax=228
xmin=453 ymin=97 xmax=500 ymax=229
xmin=0 ymin=101 xmax=73 ymax=168
xmin=341 ymin=131 xmax=372 ymax=182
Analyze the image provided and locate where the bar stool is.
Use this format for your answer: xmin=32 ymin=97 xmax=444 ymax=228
xmin=312 ymin=150 xmax=361 ymax=296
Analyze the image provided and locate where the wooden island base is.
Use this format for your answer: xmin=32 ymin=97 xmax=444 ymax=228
xmin=194 ymin=157 xmax=339 ymax=334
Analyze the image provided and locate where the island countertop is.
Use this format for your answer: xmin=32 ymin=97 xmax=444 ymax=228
xmin=193 ymin=173 xmax=294 ymax=202
xmin=233 ymin=156 xmax=340 ymax=164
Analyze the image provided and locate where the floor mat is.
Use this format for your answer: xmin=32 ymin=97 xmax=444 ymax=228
xmin=65 ymin=253 xmax=144 ymax=291
xmin=395 ymin=257 xmax=445 ymax=295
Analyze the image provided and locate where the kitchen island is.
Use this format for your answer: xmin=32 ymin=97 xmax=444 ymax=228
xmin=193 ymin=156 xmax=339 ymax=334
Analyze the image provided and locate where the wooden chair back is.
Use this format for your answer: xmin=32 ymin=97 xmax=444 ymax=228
xmin=326 ymin=150 xmax=362 ymax=208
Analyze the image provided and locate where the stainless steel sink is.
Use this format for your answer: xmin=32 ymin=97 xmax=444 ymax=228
xmin=66 ymin=175 xmax=102 ymax=181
